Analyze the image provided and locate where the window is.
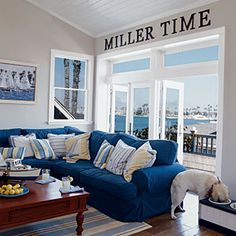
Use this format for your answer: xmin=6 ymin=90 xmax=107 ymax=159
xmin=49 ymin=50 xmax=93 ymax=123
xmin=164 ymin=45 xmax=219 ymax=67
xmin=112 ymin=58 xmax=150 ymax=73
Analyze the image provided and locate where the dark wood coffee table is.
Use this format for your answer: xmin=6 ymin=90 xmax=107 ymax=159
xmin=0 ymin=179 xmax=89 ymax=235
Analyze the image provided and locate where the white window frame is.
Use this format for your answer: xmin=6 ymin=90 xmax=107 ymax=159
xmin=48 ymin=49 xmax=94 ymax=125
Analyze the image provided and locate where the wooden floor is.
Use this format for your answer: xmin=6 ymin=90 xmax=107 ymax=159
xmin=133 ymin=193 xmax=225 ymax=236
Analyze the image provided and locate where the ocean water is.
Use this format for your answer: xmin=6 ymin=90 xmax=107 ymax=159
xmin=0 ymin=89 xmax=35 ymax=101
xmin=115 ymin=115 xmax=209 ymax=132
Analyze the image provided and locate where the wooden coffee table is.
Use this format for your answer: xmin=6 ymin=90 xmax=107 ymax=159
xmin=0 ymin=178 xmax=89 ymax=235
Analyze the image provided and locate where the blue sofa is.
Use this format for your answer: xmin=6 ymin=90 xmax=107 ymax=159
xmin=0 ymin=126 xmax=185 ymax=222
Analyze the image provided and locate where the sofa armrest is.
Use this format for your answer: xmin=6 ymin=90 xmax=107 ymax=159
xmin=132 ymin=163 xmax=186 ymax=194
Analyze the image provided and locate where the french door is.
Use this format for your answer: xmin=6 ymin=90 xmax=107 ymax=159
xmin=110 ymin=80 xmax=184 ymax=163
xmin=159 ymin=80 xmax=184 ymax=163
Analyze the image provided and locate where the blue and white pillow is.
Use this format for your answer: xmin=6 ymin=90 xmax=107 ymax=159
xmin=9 ymin=133 xmax=36 ymax=157
xmin=30 ymin=139 xmax=56 ymax=160
xmin=93 ymin=140 xmax=114 ymax=169
xmin=106 ymin=140 xmax=136 ymax=175
xmin=47 ymin=133 xmax=75 ymax=157
xmin=0 ymin=147 xmax=26 ymax=160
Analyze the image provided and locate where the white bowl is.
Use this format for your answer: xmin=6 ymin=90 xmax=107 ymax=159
xmin=208 ymin=198 xmax=231 ymax=205
xmin=230 ymin=202 xmax=236 ymax=210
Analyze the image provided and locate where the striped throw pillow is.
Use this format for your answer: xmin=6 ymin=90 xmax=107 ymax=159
xmin=106 ymin=139 xmax=136 ymax=175
xmin=0 ymin=147 xmax=26 ymax=160
xmin=93 ymin=140 xmax=114 ymax=169
xmin=10 ymin=133 xmax=36 ymax=157
xmin=30 ymin=139 xmax=56 ymax=160
xmin=48 ymin=133 xmax=75 ymax=157
xmin=123 ymin=142 xmax=156 ymax=182
xmin=65 ymin=133 xmax=90 ymax=161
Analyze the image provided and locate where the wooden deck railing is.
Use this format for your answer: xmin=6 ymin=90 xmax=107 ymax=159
xmin=184 ymin=133 xmax=216 ymax=157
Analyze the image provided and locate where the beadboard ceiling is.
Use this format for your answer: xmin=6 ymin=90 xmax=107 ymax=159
xmin=27 ymin=0 xmax=219 ymax=38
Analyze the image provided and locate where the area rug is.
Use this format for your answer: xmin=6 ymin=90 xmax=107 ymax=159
xmin=0 ymin=207 xmax=151 ymax=236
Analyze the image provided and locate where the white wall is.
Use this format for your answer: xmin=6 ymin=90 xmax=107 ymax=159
xmin=95 ymin=0 xmax=236 ymax=199
xmin=0 ymin=0 xmax=95 ymax=131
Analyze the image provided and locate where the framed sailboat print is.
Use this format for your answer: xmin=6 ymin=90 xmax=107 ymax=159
xmin=0 ymin=59 xmax=37 ymax=104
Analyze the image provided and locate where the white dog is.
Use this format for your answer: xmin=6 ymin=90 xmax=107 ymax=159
xmin=171 ymin=169 xmax=229 ymax=220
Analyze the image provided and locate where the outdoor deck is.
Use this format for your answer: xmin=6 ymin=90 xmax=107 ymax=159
xmin=183 ymin=153 xmax=216 ymax=173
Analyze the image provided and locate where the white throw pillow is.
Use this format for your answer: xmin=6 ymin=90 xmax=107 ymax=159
xmin=47 ymin=133 xmax=75 ymax=157
xmin=123 ymin=142 xmax=156 ymax=182
xmin=106 ymin=139 xmax=136 ymax=175
xmin=10 ymin=133 xmax=36 ymax=157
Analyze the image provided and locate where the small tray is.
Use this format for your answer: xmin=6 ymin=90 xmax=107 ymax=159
xmin=35 ymin=177 xmax=56 ymax=185
xmin=0 ymin=186 xmax=29 ymax=198
xmin=208 ymin=197 xmax=231 ymax=205
xmin=60 ymin=185 xmax=84 ymax=194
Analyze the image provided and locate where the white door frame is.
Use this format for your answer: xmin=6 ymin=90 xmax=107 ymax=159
xmin=110 ymin=84 xmax=129 ymax=133
xmin=161 ymin=80 xmax=184 ymax=164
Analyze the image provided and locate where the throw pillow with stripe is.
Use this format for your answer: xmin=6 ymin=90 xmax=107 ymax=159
xmin=30 ymin=139 xmax=56 ymax=160
xmin=9 ymin=133 xmax=36 ymax=157
xmin=93 ymin=140 xmax=114 ymax=169
xmin=47 ymin=133 xmax=75 ymax=157
xmin=123 ymin=142 xmax=157 ymax=182
xmin=0 ymin=147 xmax=26 ymax=160
xmin=65 ymin=133 xmax=90 ymax=161
xmin=106 ymin=139 xmax=136 ymax=175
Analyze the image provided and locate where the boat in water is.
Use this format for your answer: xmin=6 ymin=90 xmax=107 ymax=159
xmin=0 ymin=158 xmax=41 ymax=180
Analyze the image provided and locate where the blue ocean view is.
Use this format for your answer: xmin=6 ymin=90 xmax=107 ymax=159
xmin=0 ymin=89 xmax=35 ymax=101
xmin=115 ymin=115 xmax=210 ymax=132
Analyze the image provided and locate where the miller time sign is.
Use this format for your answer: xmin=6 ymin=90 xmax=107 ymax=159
xmin=104 ymin=9 xmax=211 ymax=51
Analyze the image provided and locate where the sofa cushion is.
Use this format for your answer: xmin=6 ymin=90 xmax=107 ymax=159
xmin=106 ymin=140 xmax=136 ymax=175
xmin=52 ymin=160 xmax=94 ymax=182
xmin=80 ymin=168 xmax=138 ymax=201
xmin=22 ymin=158 xmax=63 ymax=169
xmin=21 ymin=128 xmax=66 ymax=139
xmin=65 ymin=133 xmax=90 ymax=160
xmin=0 ymin=128 xmax=21 ymax=147
xmin=0 ymin=147 xmax=25 ymax=160
xmin=123 ymin=142 xmax=156 ymax=182
xmin=89 ymin=130 xmax=120 ymax=161
xmin=11 ymin=133 xmax=36 ymax=157
xmin=30 ymin=139 xmax=57 ymax=160
xmin=64 ymin=126 xmax=85 ymax=135
xmin=149 ymin=140 xmax=178 ymax=165
xmin=48 ymin=133 xmax=75 ymax=157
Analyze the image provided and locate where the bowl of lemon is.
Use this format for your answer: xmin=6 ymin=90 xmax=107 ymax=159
xmin=0 ymin=184 xmax=29 ymax=198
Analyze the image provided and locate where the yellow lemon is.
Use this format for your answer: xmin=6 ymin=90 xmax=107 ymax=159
xmin=0 ymin=189 xmax=5 ymax=194
xmin=4 ymin=190 xmax=9 ymax=195
xmin=19 ymin=188 xmax=24 ymax=193
xmin=9 ymin=189 xmax=15 ymax=195
xmin=15 ymin=189 xmax=20 ymax=194
xmin=13 ymin=184 xmax=20 ymax=190
xmin=6 ymin=184 xmax=13 ymax=190
xmin=2 ymin=185 xmax=7 ymax=189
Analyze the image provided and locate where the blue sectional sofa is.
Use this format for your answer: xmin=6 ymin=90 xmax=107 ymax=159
xmin=0 ymin=126 xmax=185 ymax=222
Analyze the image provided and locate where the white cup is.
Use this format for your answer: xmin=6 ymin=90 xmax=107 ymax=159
xmin=42 ymin=169 xmax=50 ymax=181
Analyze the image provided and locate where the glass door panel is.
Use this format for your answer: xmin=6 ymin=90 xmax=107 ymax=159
xmin=110 ymin=85 xmax=128 ymax=133
xmin=161 ymin=80 xmax=184 ymax=163
xmin=131 ymin=86 xmax=150 ymax=139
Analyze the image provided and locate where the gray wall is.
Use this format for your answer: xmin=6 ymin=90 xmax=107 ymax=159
xmin=0 ymin=0 xmax=95 ymax=130
xmin=96 ymin=0 xmax=236 ymax=199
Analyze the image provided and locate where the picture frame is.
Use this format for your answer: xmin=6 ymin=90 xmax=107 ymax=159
xmin=0 ymin=59 xmax=37 ymax=104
